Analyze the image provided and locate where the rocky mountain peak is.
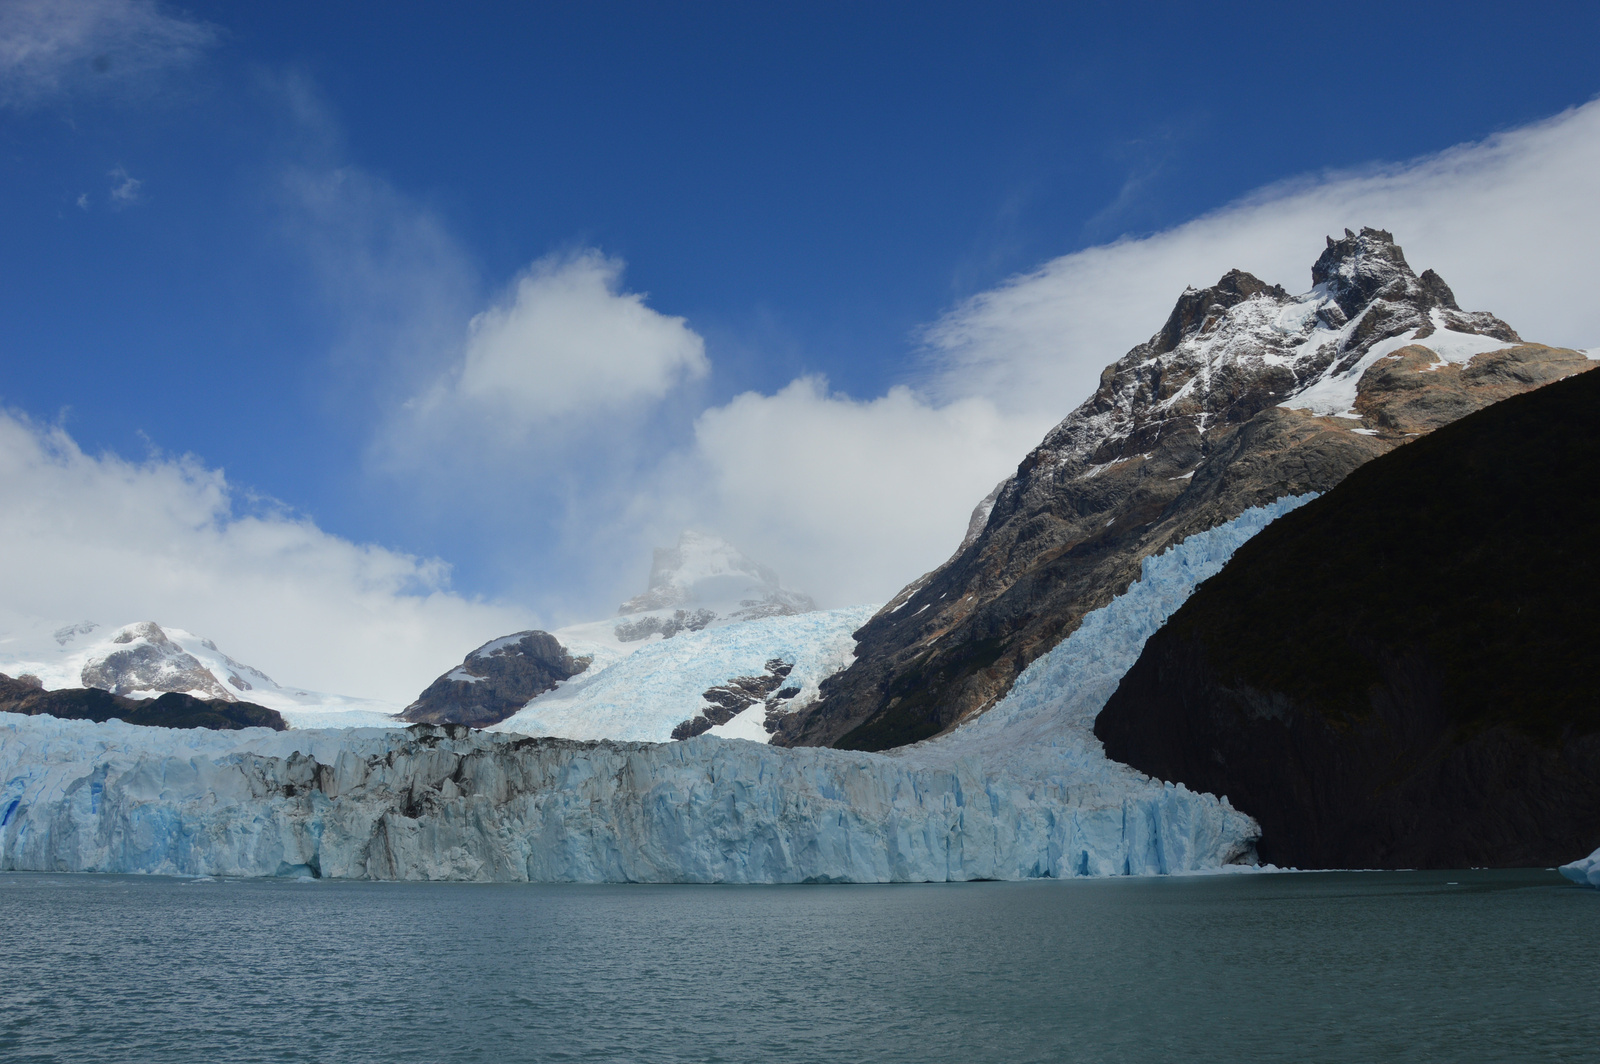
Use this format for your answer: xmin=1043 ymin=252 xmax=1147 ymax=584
xmin=617 ymin=531 xmax=815 ymax=630
xmin=1154 ymin=269 xmax=1288 ymax=355
xmin=775 ymin=227 xmax=1592 ymax=752
xmin=1311 ymin=227 xmax=1482 ymax=328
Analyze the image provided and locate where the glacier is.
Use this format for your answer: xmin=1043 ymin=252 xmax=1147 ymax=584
xmin=499 ymin=605 xmax=877 ymax=743
xmin=0 ymin=497 xmax=1311 ymax=882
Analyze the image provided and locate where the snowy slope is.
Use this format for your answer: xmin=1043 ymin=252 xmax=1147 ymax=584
xmin=402 ymin=531 xmax=851 ymax=740
xmin=0 ymin=497 xmax=1308 ymax=882
xmin=496 ymin=605 xmax=875 ymax=743
xmin=0 ymin=621 xmax=401 ymax=728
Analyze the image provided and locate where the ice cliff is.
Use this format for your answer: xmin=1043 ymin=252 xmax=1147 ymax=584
xmin=0 ymin=498 xmax=1309 ymax=883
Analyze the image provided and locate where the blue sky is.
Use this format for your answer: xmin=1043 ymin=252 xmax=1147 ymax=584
xmin=2 ymin=1 xmax=1598 ymax=697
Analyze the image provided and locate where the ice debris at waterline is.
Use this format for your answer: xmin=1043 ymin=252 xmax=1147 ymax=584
xmin=1561 ymin=847 xmax=1600 ymax=888
xmin=0 ymin=498 xmax=1311 ymax=883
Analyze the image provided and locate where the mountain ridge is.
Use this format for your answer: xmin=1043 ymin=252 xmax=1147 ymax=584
xmin=775 ymin=228 xmax=1595 ymax=751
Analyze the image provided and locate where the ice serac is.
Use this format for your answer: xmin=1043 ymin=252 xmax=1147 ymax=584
xmin=777 ymin=228 xmax=1595 ymax=751
xmin=0 ymin=500 xmax=1302 ymax=882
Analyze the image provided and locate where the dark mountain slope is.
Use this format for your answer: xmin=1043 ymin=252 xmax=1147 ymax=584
xmin=402 ymin=631 xmax=590 ymax=728
xmin=776 ymin=228 xmax=1591 ymax=752
xmin=0 ymin=673 xmax=286 ymax=731
xmin=1095 ymin=366 xmax=1600 ymax=869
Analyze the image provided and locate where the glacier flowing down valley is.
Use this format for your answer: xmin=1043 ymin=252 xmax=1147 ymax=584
xmin=0 ymin=498 xmax=1311 ymax=883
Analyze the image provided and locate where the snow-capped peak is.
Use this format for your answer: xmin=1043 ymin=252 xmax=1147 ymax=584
xmin=0 ymin=619 xmax=400 ymax=727
xmin=617 ymin=531 xmax=816 ymax=623
xmin=1019 ymin=227 xmax=1520 ymax=476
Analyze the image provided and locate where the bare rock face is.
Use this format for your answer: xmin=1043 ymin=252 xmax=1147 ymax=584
xmin=775 ymin=228 xmax=1594 ymax=751
xmin=1094 ymin=367 xmax=1600 ymax=869
xmin=0 ymin=672 xmax=285 ymax=731
xmin=670 ymin=659 xmax=797 ymax=740
xmin=80 ymin=621 xmax=236 ymax=702
xmin=402 ymin=632 xmax=591 ymax=729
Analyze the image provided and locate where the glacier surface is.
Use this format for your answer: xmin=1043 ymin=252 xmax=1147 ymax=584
xmin=0 ymin=497 xmax=1310 ymax=883
xmin=500 ymin=605 xmax=876 ymax=743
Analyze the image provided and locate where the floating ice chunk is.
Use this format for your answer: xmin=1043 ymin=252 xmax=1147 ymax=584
xmin=1560 ymin=846 xmax=1600 ymax=888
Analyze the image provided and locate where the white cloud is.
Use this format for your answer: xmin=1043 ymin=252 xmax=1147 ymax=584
xmin=0 ymin=410 xmax=535 ymax=703
xmin=923 ymin=98 xmax=1600 ymax=419
xmin=314 ymin=91 xmax=1600 ymax=622
xmin=0 ymin=0 xmax=217 ymax=108
xmin=107 ymin=165 xmax=141 ymax=206
xmin=679 ymin=379 xmax=1053 ymax=606
xmin=411 ymin=250 xmax=708 ymax=438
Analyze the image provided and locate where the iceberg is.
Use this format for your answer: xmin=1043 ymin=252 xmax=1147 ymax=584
xmin=1560 ymin=847 xmax=1600 ymax=888
xmin=0 ymin=497 xmax=1311 ymax=883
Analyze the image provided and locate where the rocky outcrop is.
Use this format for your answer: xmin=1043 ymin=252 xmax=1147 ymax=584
xmin=402 ymin=632 xmax=590 ymax=728
xmin=775 ymin=228 xmax=1594 ymax=752
xmin=1093 ymin=367 xmax=1600 ymax=869
xmin=670 ymin=659 xmax=797 ymax=740
xmin=614 ymin=608 xmax=717 ymax=643
xmin=0 ymin=672 xmax=286 ymax=731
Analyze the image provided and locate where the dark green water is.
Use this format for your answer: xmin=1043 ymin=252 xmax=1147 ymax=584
xmin=1 ymin=869 xmax=1594 ymax=1063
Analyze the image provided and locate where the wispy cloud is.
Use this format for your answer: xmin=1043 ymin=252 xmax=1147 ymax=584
xmin=107 ymin=165 xmax=141 ymax=206
xmin=922 ymin=98 xmax=1600 ymax=420
xmin=0 ymin=0 xmax=218 ymax=108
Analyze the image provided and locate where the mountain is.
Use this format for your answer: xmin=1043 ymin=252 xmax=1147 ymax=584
xmin=0 ymin=672 xmax=285 ymax=731
xmin=612 ymin=530 xmax=817 ymax=639
xmin=1094 ymin=367 xmax=1600 ymax=869
xmin=401 ymin=531 xmax=859 ymax=739
xmin=775 ymin=228 xmax=1597 ymax=751
xmin=0 ymin=496 xmax=1306 ymax=882
xmin=401 ymin=632 xmax=591 ymax=728
xmin=0 ymin=621 xmax=401 ymax=727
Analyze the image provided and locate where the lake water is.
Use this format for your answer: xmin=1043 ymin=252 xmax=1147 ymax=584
xmin=1 ymin=869 xmax=1594 ymax=1063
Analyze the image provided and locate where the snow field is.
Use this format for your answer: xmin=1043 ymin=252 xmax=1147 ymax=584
xmin=499 ymin=605 xmax=877 ymax=743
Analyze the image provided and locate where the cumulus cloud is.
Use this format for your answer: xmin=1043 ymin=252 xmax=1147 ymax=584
xmin=676 ymin=379 xmax=1053 ymax=606
xmin=107 ymin=165 xmax=141 ymax=206
xmin=0 ymin=410 xmax=535 ymax=703
xmin=287 ymin=90 xmax=1600 ymax=623
xmin=410 ymin=250 xmax=709 ymax=438
xmin=0 ymin=0 xmax=217 ymax=108
xmin=923 ymin=98 xmax=1600 ymax=419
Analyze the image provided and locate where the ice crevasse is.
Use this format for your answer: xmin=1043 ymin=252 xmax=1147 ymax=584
xmin=0 ymin=497 xmax=1311 ymax=883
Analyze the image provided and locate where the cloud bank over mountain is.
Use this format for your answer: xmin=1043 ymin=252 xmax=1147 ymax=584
xmin=0 ymin=410 xmax=533 ymax=703
xmin=921 ymin=99 xmax=1600 ymax=419
xmin=6 ymin=92 xmax=1596 ymax=697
